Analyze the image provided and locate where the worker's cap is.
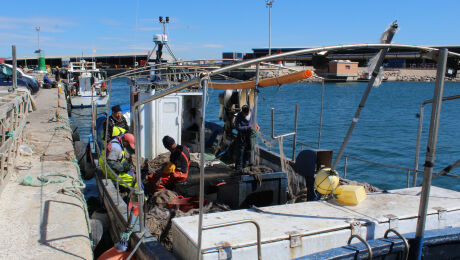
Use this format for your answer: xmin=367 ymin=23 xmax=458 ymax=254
xmin=122 ymin=133 xmax=135 ymax=150
xmin=241 ymin=104 xmax=249 ymax=113
xmin=112 ymin=105 xmax=122 ymax=113
xmin=162 ymin=135 xmax=175 ymax=149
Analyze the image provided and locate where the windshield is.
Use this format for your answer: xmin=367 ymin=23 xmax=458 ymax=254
xmin=0 ymin=65 xmax=12 ymax=76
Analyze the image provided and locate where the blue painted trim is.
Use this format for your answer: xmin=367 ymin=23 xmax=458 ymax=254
xmin=296 ymin=227 xmax=460 ymax=260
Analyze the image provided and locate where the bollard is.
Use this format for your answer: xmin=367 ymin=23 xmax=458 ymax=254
xmin=56 ymin=109 xmax=60 ymax=122
xmin=57 ymin=84 xmax=62 ymax=108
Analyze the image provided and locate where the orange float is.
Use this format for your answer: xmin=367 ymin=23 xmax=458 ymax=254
xmin=97 ymin=247 xmax=135 ymax=260
xmin=208 ymin=69 xmax=313 ymax=89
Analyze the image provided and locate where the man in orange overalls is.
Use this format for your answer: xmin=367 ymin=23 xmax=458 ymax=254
xmin=150 ymin=136 xmax=191 ymax=192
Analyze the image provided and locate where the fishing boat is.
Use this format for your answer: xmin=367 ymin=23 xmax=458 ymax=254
xmin=66 ymin=60 xmax=108 ymax=108
xmin=88 ymin=23 xmax=460 ymax=259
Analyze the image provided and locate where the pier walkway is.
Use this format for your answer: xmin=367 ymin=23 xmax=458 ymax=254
xmin=0 ymin=88 xmax=92 ymax=259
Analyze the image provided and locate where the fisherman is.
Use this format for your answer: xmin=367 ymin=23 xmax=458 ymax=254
xmin=149 ymin=136 xmax=191 ymax=192
xmin=102 ymin=105 xmax=130 ymax=142
xmin=54 ymin=66 xmax=60 ymax=82
xmin=43 ymin=73 xmax=53 ymax=89
xmin=234 ymin=104 xmax=259 ymax=171
xmin=99 ymin=133 xmax=137 ymax=188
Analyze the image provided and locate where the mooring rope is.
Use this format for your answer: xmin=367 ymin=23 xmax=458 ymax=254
xmin=19 ymin=160 xmax=92 ymax=240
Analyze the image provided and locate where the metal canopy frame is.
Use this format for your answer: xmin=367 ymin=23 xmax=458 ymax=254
xmin=97 ymin=43 xmax=459 ymax=260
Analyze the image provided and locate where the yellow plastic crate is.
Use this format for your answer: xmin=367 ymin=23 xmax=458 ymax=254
xmin=334 ymin=185 xmax=366 ymax=205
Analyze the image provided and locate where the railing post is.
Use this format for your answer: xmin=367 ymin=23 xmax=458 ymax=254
xmin=414 ymin=48 xmax=448 ymax=260
xmin=413 ymin=103 xmax=424 ymax=187
xmin=292 ymin=104 xmax=298 ymax=161
xmin=406 ymin=170 xmax=410 ymax=188
xmin=318 ymin=79 xmax=325 ymax=148
xmin=12 ymin=45 xmax=17 ymax=91
xmin=343 ymin=156 xmax=348 ymax=179
xmin=271 ymin=108 xmax=274 ymax=139
xmin=197 ymin=77 xmax=208 ymax=260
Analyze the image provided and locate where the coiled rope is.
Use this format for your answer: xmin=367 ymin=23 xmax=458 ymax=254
xmin=19 ymin=159 xmax=92 ymax=240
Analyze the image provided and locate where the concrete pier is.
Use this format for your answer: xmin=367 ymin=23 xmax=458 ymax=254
xmin=0 ymin=88 xmax=92 ymax=259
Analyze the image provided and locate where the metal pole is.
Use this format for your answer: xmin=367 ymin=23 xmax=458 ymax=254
xmin=271 ymin=108 xmax=274 ymax=138
xmin=36 ymin=27 xmax=40 ymax=52
xmin=414 ymin=48 xmax=448 ymax=260
xmin=197 ymin=78 xmax=208 ymax=260
xmin=331 ymin=23 xmax=398 ymax=171
xmin=406 ymin=170 xmax=410 ymax=188
xmin=292 ymin=104 xmax=298 ymax=161
xmin=12 ymin=45 xmax=17 ymax=91
xmin=318 ymin=79 xmax=325 ymax=148
xmin=251 ymin=63 xmax=260 ymax=165
xmin=135 ymin=107 xmax=145 ymax=233
xmin=343 ymin=156 xmax=348 ymax=178
xmin=413 ymin=104 xmax=424 ymax=186
xmin=266 ymin=1 xmax=273 ymax=56
xmin=268 ymin=5 xmax=271 ymax=56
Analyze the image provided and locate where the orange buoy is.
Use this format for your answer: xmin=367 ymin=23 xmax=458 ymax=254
xmin=97 ymin=247 xmax=135 ymax=260
xmin=208 ymin=69 xmax=313 ymax=89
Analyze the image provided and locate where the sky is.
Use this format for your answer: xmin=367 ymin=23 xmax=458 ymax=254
xmin=1 ymin=0 xmax=459 ymax=60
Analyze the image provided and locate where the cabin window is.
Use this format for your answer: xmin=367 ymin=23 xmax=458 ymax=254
xmin=345 ymin=65 xmax=351 ymax=70
xmin=164 ymin=102 xmax=177 ymax=113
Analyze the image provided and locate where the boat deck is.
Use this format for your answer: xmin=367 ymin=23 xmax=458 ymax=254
xmin=172 ymin=186 xmax=460 ymax=259
xmin=0 ymin=88 xmax=92 ymax=259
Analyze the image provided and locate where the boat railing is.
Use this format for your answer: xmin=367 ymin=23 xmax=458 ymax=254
xmin=412 ymin=94 xmax=460 ymax=186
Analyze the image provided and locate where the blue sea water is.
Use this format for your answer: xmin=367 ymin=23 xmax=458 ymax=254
xmin=72 ymin=78 xmax=460 ymax=194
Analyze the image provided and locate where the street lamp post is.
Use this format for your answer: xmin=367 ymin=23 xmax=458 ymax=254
xmin=35 ymin=27 xmax=40 ymax=55
xmin=266 ymin=0 xmax=274 ymax=56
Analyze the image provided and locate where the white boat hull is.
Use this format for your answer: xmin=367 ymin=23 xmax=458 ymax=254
xmin=71 ymin=95 xmax=108 ymax=108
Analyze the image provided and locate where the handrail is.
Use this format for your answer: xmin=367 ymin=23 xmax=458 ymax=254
xmin=201 ymin=219 xmax=262 ymax=260
xmin=384 ymin=228 xmax=409 ymax=260
xmin=412 ymin=94 xmax=460 ymax=186
xmin=347 ymin=234 xmax=373 ymax=260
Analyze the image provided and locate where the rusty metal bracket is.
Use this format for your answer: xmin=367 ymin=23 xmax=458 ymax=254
xmin=434 ymin=207 xmax=447 ymax=227
xmin=289 ymin=231 xmax=302 ymax=248
xmin=348 ymin=219 xmax=362 ymax=236
xmin=385 ymin=214 xmax=399 ymax=230
xmin=217 ymin=244 xmax=232 ymax=260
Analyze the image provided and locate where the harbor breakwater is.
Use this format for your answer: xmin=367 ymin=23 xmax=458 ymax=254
xmin=260 ymin=66 xmax=459 ymax=82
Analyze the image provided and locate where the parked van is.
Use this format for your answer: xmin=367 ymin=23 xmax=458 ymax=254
xmin=0 ymin=64 xmax=39 ymax=93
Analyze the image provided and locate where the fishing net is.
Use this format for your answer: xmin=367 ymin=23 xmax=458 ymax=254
xmin=277 ymin=136 xmax=302 ymax=198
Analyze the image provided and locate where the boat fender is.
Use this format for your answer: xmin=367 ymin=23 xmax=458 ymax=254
xmin=90 ymin=219 xmax=104 ymax=251
xmin=314 ymin=168 xmax=339 ymax=195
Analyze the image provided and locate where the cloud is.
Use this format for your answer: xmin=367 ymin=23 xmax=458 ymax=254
xmin=135 ymin=27 xmax=162 ymax=31
xmin=99 ymin=19 xmax=121 ymax=27
xmin=203 ymin=43 xmax=224 ymax=48
xmin=96 ymin=36 xmax=131 ymax=42
xmin=125 ymin=44 xmax=153 ymax=51
xmin=0 ymin=32 xmax=54 ymax=46
xmin=0 ymin=16 xmax=77 ymax=34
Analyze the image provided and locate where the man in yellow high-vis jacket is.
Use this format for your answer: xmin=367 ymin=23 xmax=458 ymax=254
xmin=99 ymin=133 xmax=136 ymax=188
